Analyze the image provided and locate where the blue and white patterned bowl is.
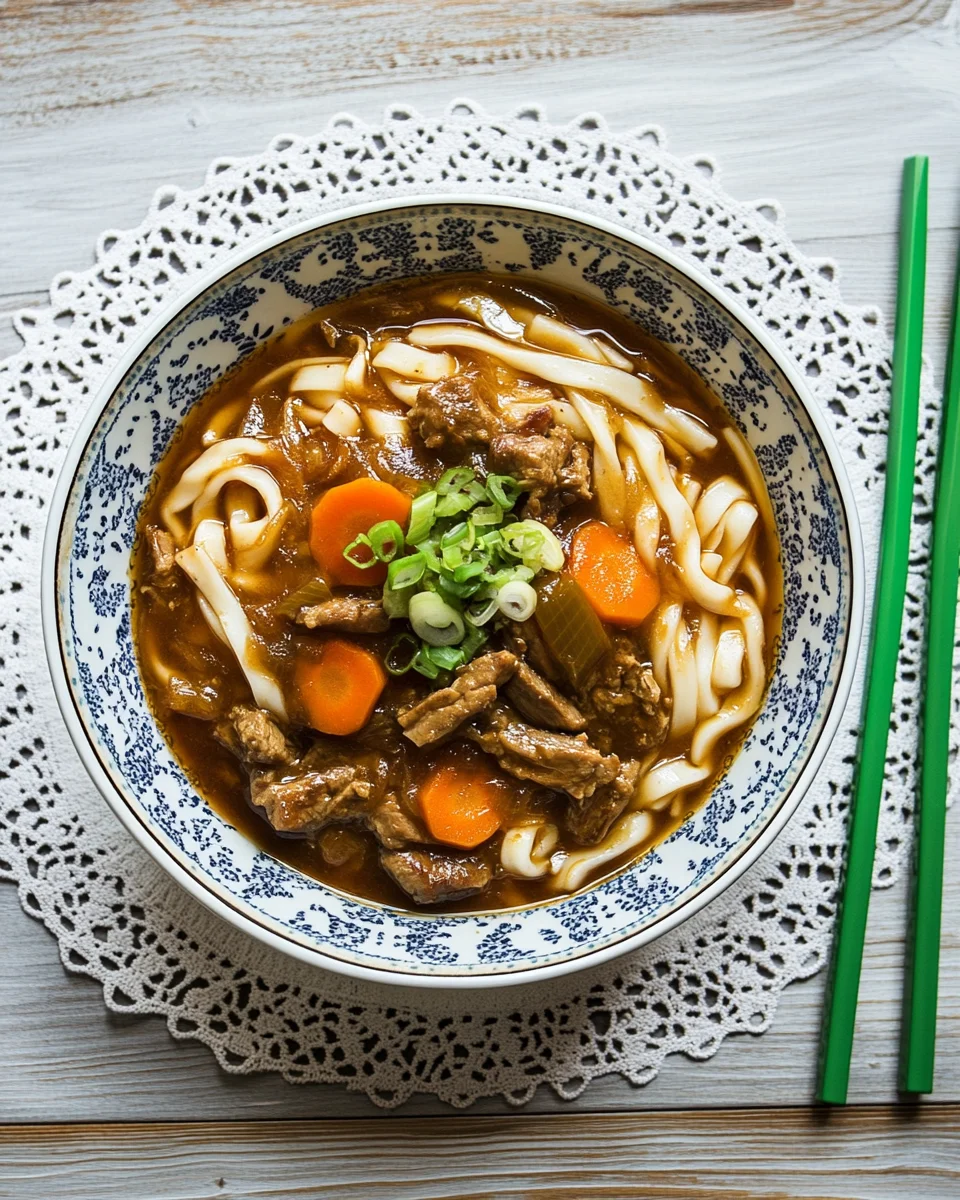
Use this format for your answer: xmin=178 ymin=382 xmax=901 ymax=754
xmin=42 ymin=198 xmax=864 ymax=987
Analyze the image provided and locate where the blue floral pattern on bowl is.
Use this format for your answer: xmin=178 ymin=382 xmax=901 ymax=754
xmin=47 ymin=199 xmax=861 ymax=984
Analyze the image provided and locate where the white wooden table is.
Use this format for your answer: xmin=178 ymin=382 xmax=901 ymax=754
xmin=2 ymin=2 xmax=959 ymax=1194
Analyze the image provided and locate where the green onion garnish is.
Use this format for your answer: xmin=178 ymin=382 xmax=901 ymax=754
xmin=385 ymin=633 xmax=420 ymax=675
xmin=342 ymin=533 xmax=377 ymax=569
xmin=368 ymin=519 xmax=405 ymax=563
xmin=406 ymin=491 xmax=437 ymax=544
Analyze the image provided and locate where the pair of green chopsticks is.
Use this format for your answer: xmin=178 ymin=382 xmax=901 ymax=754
xmin=817 ymin=157 xmax=960 ymax=1104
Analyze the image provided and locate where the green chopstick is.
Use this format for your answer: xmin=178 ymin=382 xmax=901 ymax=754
xmin=817 ymin=155 xmax=928 ymax=1106
xmin=899 ymin=211 xmax=960 ymax=1094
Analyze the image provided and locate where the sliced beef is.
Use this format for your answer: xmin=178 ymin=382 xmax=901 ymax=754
xmin=505 ymin=660 xmax=586 ymax=732
xmin=367 ymin=794 xmax=426 ymax=850
xmin=163 ymin=675 xmax=222 ymax=720
xmin=380 ymin=847 xmax=492 ymax=905
xmin=581 ymin=637 xmax=670 ymax=753
xmin=297 ymin=596 xmax=390 ymax=633
xmin=489 ymin=421 xmax=592 ymax=525
xmin=145 ymin=525 xmax=177 ymax=579
xmin=397 ymin=650 xmax=518 ymax=747
xmin=251 ymin=752 xmax=373 ymax=836
xmin=467 ymin=707 xmax=620 ymax=801
xmin=409 ymin=374 xmax=499 ymax=451
xmin=214 ymin=704 xmax=298 ymax=766
xmin=565 ymin=758 xmax=642 ymax=846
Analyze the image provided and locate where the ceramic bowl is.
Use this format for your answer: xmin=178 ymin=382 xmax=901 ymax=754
xmin=43 ymin=197 xmax=864 ymax=987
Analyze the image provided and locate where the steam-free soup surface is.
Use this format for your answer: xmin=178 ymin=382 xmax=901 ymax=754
xmin=133 ymin=274 xmax=781 ymax=912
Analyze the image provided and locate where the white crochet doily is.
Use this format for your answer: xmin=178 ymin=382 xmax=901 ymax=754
xmin=1 ymin=102 xmax=952 ymax=1107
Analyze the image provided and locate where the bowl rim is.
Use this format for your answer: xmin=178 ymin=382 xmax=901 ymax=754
xmin=41 ymin=192 xmax=865 ymax=989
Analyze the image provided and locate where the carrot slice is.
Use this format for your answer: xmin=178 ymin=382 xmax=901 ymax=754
xmin=295 ymin=638 xmax=386 ymax=736
xmin=309 ymin=478 xmax=412 ymax=587
xmin=569 ymin=520 xmax=660 ymax=627
xmin=418 ymin=762 xmax=502 ymax=850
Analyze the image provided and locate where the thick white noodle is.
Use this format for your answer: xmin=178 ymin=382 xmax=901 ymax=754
xmin=344 ymin=339 xmax=368 ymax=397
xmin=525 ymin=313 xmax=608 ymax=363
xmin=377 ymin=369 xmax=420 ymax=406
xmin=691 ymin=594 xmax=765 ymax=765
xmin=372 ymin=341 xmax=455 ymax=382
xmin=668 ymin=614 xmax=698 ymax=738
xmin=622 ymin=420 xmax=739 ymax=616
xmin=321 ymin=400 xmax=362 ymax=438
xmin=740 ymin=549 xmax=768 ymax=609
xmin=551 ymin=811 xmax=654 ymax=892
xmin=252 ymin=356 xmax=344 ymax=395
xmin=638 ymin=758 xmax=711 ymax=810
xmin=409 ymin=323 xmax=717 ymax=454
xmin=566 ymin=389 xmax=626 ymax=526
xmin=722 ymin=425 xmax=777 ymax=544
xmin=193 ymin=519 xmax=229 ymax=645
xmin=444 ymin=292 xmax=528 ymax=338
xmin=363 ymin=409 xmax=410 ymax=440
xmin=175 ymin=543 xmax=287 ymax=719
xmin=289 ymin=361 xmax=348 ymax=396
xmin=297 ymin=399 xmax=338 ymax=426
xmin=160 ymin=438 xmax=271 ymax=539
xmin=649 ymin=598 xmax=682 ymax=694
xmin=192 ymin=464 xmax=283 ymax=551
xmin=593 ymin=338 xmax=634 ymax=371
xmin=696 ymin=476 xmax=758 ymax=585
xmin=622 ymin=448 xmax=660 ymax=575
xmin=501 ymin=823 xmax=559 ymax=879
xmin=701 ymin=551 xmax=723 ymax=578
xmin=712 ymin=625 xmax=746 ymax=691
xmin=695 ymin=611 xmax=720 ymax=718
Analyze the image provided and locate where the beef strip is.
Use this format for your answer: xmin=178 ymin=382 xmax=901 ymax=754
xmin=565 ymin=758 xmax=642 ymax=846
xmin=214 ymin=704 xmax=299 ymax=766
xmin=467 ymin=706 xmax=620 ymax=801
xmin=505 ymin=660 xmax=586 ymax=732
xmin=145 ymin=524 xmax=177 ymax=579
xmin=581 ymin=637 xmax=670 ymax=753
xmin=380 ymin=847 xmax=492 ymax=905
xmin=296 ymin=596 xmax=390 ymax=633
xmin=367 ymin=794 xmax=427 ymax=850
xmin=489 ymin=419 xmax=593 ymax=526
xmin=397 ymin=650 xmax=518 ymax=747
xmin=409 ymin=374 xmax=499 ymax=451
xmin=252 ymin=754 xmax=374 ymax=836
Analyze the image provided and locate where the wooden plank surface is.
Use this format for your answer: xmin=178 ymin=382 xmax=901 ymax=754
xmin=1 ymin=0 xmax=959 ymax=1164
xmin=2 ymin=1107 xmax=959 ymax=1199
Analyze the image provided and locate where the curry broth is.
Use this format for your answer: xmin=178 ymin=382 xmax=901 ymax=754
xmin=133 ymin=273 xmax=782 ymax=913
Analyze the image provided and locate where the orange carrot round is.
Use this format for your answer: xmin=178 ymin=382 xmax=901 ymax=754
xmin=418 ymin=762 xmax=502 ymax=850
xmin=569 ymin=520 xmax=660 ymax=627
xmin=295 ymin=638 xmax=386 ymax=736
xmin=309 ymin=478 xmax=412 ymax=587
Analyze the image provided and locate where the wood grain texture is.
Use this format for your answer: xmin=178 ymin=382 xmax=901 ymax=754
xmin=1 ymin=0 xmax=960 ymax=1135
xmin=2 ymin=1108 xmax=959 ymax=1199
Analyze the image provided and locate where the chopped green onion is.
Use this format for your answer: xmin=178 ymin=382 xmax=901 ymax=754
xmin=385 ymin=633 xmax=420 ymax=675
xmin=387 ymin=552 xmax=426 ymax=591
xmin=465 ymin=595 xmax=500 ymax=626
xmin=484 ymin=563 xmax=536 ymax=590
xmin=382 ymin=581 xmax=414 ymax=619
xmin=435 ymin=484 xmax=485 ymax=519
xmin=409 ymin=591 xmax=465 ymax=646
xmin=500 ymin=519 xmax=565 ymax=572
xmin=436 ymin=573 xmax=482 ymax=601
xmin=497 ymin=579 xmax=538 ymax=622
xmin=471 ymin=503 xmax=504 ymax=527
xmin=460 ymin=623 xmax=488 ymax=660
xmin=342 ymin=533 xmax=377 ymax=569
xmin=485 ymin=473 xmax=523 ymax=509
xmin=406 ymin=491 xmax=437 ymax=544
xmin=453 ymin=559 xmax=486 ymax=583
xmin=425 ymin=644 xmax=466 ymax=671
xmin=440 ymin=520 xmax=475 ymax=552
xmin=416 ymin=540 xmax=442 ymax=573
xmin=436 ymin=466 xmax=475 ymax=495
xmin=412 ymin=648 xmax=441 ymax=680
xmin=368 ymin=519 xmax=405 ymax=563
